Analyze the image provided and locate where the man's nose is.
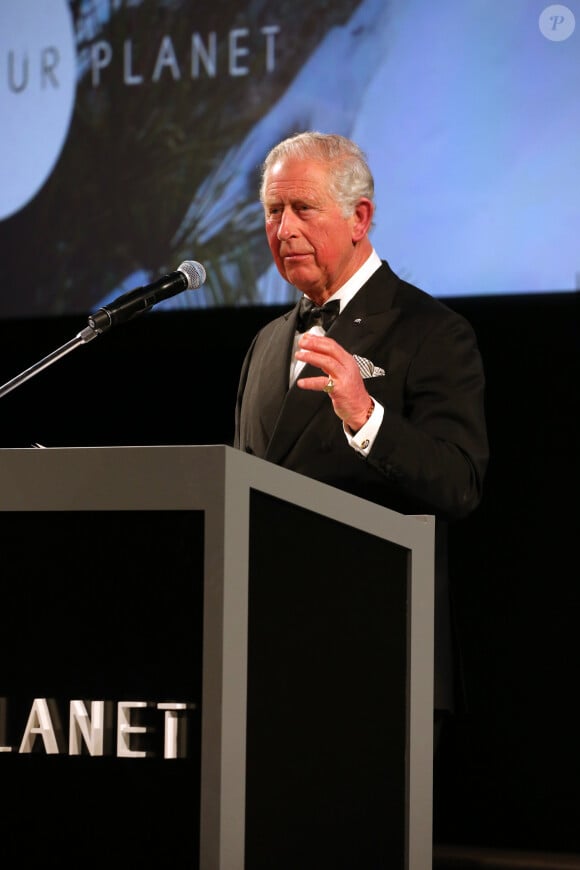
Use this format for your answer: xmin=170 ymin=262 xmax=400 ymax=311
xmin=277 ymin=207 xmax=298 ymax=240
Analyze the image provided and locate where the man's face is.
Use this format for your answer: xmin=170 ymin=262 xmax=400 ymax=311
xmin=262 ymin=157 xmax=360 ymax=302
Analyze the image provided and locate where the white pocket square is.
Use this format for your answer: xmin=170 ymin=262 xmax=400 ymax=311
xmin=353 ymin=355 xmax=386 ymax=379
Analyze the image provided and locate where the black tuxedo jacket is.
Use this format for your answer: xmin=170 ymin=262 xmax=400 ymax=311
xmin=234 ymin=261 xmax=489 ymax=711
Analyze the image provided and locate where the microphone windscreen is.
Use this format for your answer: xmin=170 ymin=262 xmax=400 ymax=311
xmin=178 ymin=260 xmax=206 ymax=289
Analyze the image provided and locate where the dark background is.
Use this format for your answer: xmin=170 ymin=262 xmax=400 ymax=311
xmin=0 ymin=289 xmax=578 ymax=855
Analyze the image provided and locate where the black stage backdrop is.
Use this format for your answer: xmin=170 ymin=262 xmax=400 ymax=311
xmin=0 ymin=291 xmax=578 ymax=853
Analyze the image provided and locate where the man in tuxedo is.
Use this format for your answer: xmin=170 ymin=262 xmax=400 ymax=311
xmin=234 ymin=131 xmax=489 ymax=730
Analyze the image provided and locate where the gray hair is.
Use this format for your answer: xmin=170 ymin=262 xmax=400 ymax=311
xmin=259 ymin=131 xmax=375 ymax=217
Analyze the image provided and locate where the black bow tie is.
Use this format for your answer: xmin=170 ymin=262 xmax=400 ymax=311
xmin=296 ymin=298 xmax=340 ymax=333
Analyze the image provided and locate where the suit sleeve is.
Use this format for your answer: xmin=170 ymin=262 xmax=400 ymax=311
xmin=233 ymin=338 xmax=254 ymax=450
xmin=366 ymin=310 xmax=489 ymax=520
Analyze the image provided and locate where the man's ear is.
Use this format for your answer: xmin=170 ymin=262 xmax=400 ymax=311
xmin=351 ymin=197 xmax=374 ymax=242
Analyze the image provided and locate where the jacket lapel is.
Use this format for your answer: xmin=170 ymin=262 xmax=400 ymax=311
xmin=256 ymin=307 xmax=301 ymax=434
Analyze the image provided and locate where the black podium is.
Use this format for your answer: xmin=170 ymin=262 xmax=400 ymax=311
xmin=0 ymin=445 xmax=434 ymax=869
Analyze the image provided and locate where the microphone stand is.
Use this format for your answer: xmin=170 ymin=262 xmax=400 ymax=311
xmin=0 ymin=324 xmax=99 ymax=400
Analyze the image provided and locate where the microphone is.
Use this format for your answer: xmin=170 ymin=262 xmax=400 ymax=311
xmin=87 ymin=260 xmax=206 ymax=333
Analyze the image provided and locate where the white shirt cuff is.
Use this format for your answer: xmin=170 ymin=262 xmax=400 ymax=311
xmin=343 ymin=398 xmax=384 ymax=456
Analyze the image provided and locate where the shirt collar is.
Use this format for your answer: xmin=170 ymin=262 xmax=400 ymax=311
xmin=302 ymin=249 xmax=382 ymax=313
